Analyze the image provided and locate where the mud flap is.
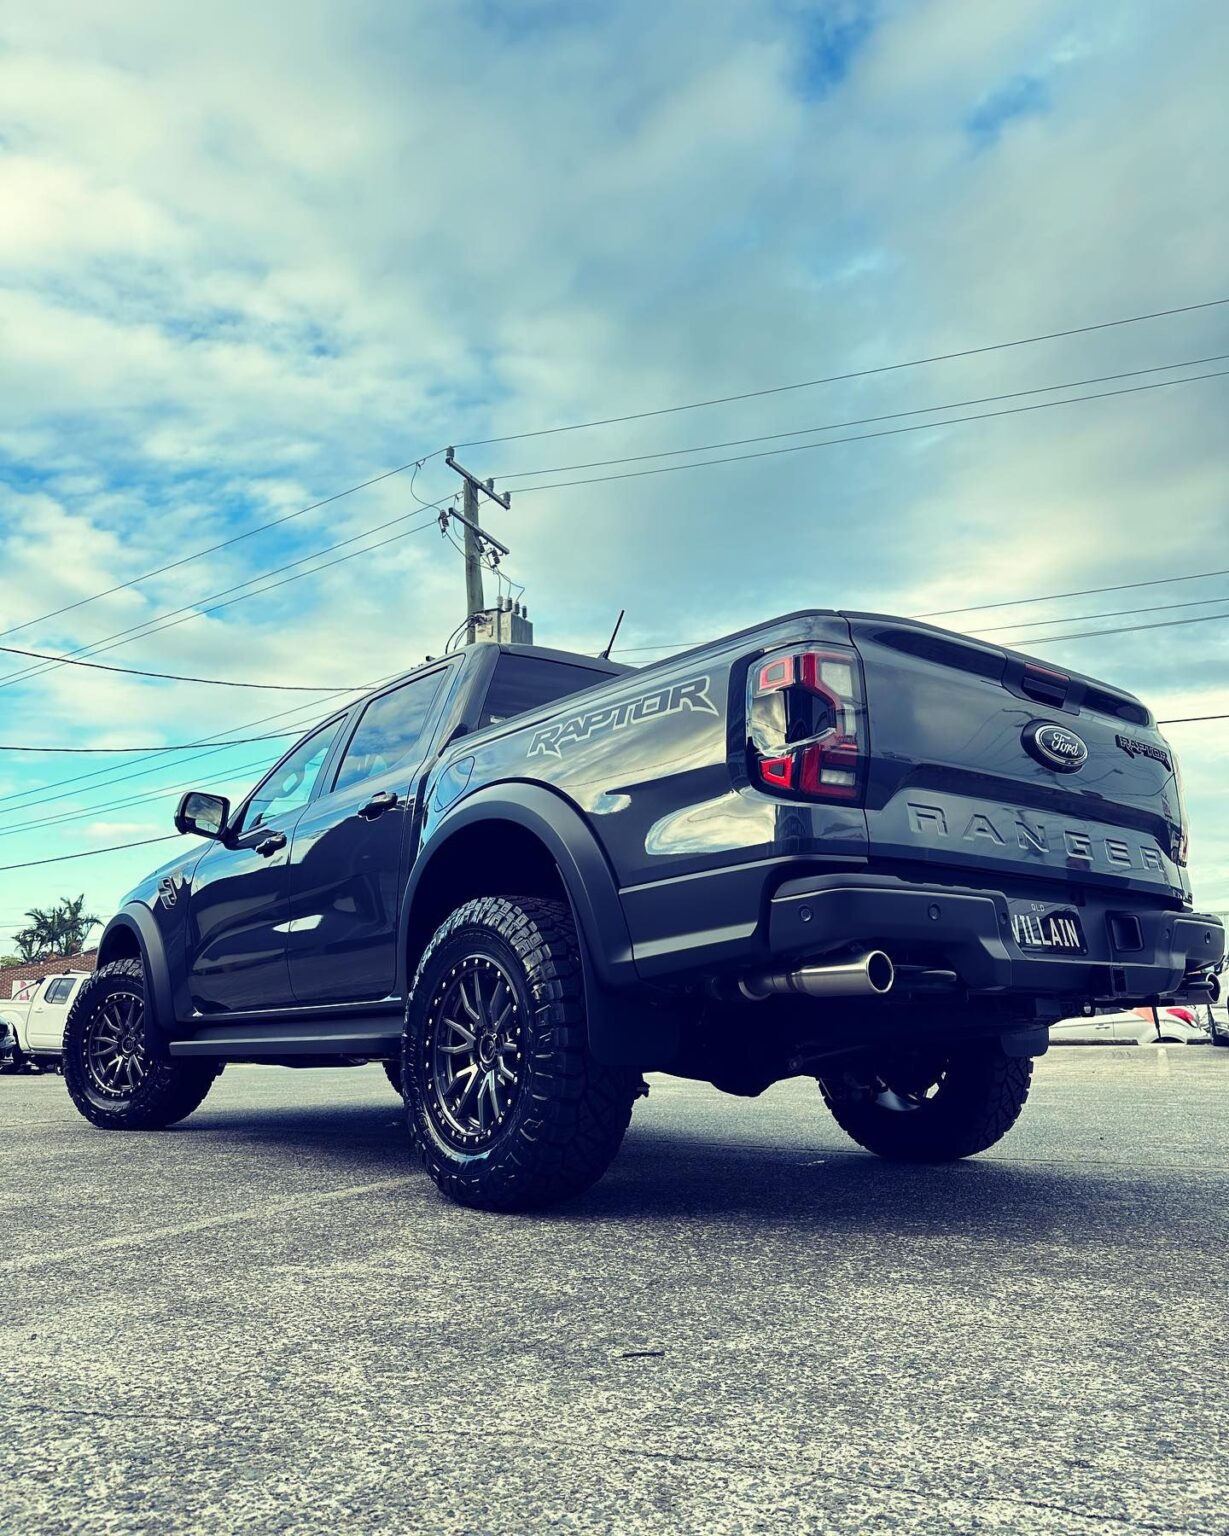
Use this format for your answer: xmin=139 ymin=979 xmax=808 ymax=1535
xmin=583 ymin=961 xmax=683 ymax=1070
xmin=1000 ymin=1025 xmax=1050 ymax=1058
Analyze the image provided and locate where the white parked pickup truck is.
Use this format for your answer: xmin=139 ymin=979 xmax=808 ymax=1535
xmin=0 ymin=972 xmax=91 ymax=1071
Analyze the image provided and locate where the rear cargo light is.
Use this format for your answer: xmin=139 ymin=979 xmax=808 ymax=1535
xmin=1021 ymin=665 xmax=1070 ymax=708
xmin=747 ymin=644 xmax=866 ymax=802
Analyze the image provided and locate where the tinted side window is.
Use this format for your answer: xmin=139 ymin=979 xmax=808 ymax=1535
xmin=481 ymin=655 xmax=615 ymax=727
xmin=333 ymin=673 xmax=443 ymax=794
xmin=243 ymin=719 xmax=344 ymax=832
xmin=46 ymin=978 xmax=75 ymax=1003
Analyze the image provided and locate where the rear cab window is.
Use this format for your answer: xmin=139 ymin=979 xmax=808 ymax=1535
xmin=480 ymin=654 xmax=617 ymax=728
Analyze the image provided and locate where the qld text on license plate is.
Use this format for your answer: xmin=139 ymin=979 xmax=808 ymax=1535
xmin=1010 ymin=906 xmax=1086 ymax=954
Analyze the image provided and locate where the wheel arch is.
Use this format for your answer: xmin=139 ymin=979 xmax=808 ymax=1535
xmin=96 ymin=908 xmax=175 ymax=1055
xmin=400 ymin=784 xmax=678 ymax=1066
xmin=401 ymin=784 xmax=634 ymax=988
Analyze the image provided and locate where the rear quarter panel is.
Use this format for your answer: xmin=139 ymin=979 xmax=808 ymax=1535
xmin=424 ymin=613 xmax=869 ymax=891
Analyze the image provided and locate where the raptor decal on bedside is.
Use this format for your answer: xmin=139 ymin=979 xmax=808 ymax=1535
xmin=528 ymin=676 xmax=718 ymax=759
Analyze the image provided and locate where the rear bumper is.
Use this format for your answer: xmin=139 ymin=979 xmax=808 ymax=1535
xmin=767 ymin=873 xmax=1224 ymax=1004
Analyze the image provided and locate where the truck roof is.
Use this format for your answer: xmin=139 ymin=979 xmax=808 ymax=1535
xmin=485 ymin=641 xmax=630 ymax=676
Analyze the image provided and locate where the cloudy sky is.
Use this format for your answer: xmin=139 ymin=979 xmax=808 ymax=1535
xmin=1 ymin=0 xmax=1227 ymax=953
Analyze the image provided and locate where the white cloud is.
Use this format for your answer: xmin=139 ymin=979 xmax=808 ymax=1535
xmin=0 ymin=0 xmax=1226 ymax=921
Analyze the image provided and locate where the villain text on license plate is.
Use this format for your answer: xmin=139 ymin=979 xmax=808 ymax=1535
xmin=1011 ymin=907 xmax=1086 ymax=954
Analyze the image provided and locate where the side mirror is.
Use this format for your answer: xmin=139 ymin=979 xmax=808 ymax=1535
xmin=175 ymin=791 xmax=230 ymax=840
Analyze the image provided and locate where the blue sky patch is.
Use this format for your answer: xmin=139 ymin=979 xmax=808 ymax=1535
xmin=965 ymin=73 xmax=1051 ymax=147
xmin=792 ymin=3 xmax=876 ymax=100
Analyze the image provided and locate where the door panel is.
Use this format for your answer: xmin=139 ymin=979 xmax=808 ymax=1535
xmin=285 ymin=669 xmax=445 ymax=1005
xmin=186 ymin=810 xmax=302 ymax=1013
xmin=285 ymin=776 xmax=412 ymax=1003
xmin=185 ymin=717 xmax=345 ymax=1015
xmin=27 ymin=979 xmax=74 ymax=1050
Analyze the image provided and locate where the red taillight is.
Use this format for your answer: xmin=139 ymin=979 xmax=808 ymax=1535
xmin=748 ymin=644 xmax=866 ymax=802
xmin=1167 ymin=738 xmax=1189 ymax=867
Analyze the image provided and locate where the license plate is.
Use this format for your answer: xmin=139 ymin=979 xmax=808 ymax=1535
xmin=1010 ymin=905 xmax=1087 ymax=954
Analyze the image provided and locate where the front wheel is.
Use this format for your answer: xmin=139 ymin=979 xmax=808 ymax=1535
xmin=63 ymin=959 xmax=221 ymax=1130
xmin=819 ymin=1041 xmax=1032 ymax=1162
xmin=404 ymin=896 xmax=638 ymax=1211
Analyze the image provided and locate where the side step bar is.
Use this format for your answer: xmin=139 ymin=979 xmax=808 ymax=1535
xmin=168 ymin=1015 xmax=401 ymax=1059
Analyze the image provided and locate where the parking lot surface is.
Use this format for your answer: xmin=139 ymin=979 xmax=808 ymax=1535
xmin=2 ymin=1046 xmax=1227 ymax=1536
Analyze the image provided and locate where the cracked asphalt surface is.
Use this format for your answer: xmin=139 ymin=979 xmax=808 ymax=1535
xmin=2 ymin=1046 xmax=1227 ymax=1535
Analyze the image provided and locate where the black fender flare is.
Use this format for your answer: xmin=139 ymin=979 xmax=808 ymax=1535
xmin=400 ymin=782 xmax=680 ymax=1066
xmin=401 ymin=782 xmax=636 ymax=990
xmin=97 ymin=907 xmax=176 ymax=1057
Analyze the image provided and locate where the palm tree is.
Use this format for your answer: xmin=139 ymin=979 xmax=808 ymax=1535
xmin=18 ymin=896 xmax=101 ymax=958
xmin=58 ymin=894 xmax=101 ymax=955
xmin=13 ymin=927 xmax=41 ymax=962
xmin=21 ymin=906 xmax=57 ymax=958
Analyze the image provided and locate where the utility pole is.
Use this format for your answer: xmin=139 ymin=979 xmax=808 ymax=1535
xmin=445 ymin=448 xmax=512 ymax=644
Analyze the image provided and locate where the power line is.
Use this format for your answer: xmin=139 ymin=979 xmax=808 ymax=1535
xmin=0 ymin=645 xmax=356 ymax=691
xmin=0 ymin=658 xmax=423 ymax=816
xmin=0 ymin=453 xmax=446 ymax=643
xmin=0 ymin=681 xmax=377 ymax=814
xmin=499 ymin=371 xmax=1229 ymax=494
xmin=0 ymin=701 xmax=341 ymax=818
xmin=1158 ymin=713 xmax=1229 ymax=724
xmin=457 ymin=296 xmax=1229 ymax=449
xmin=0 ymin=755 xmax=274 ymax=842
xmin=919 ymin=567 xmax=1229 ymax=618
xmin=5 ymin=294 xmax=1223 ymax=668
xmin=0 ymin=732 xmax=299 ymax=754
xmin=1005 ymin=609 xmax=1229 ymax=646
xmin=976 ymin=591 xmax=1229 ymax=635
xmin=612 ymin=587 xmax=1229 ymax=659
xmin=0 ymin=504 xmax=447 ymax=693
xmin=0 ymin=835 xmax=181 ymax=875
xmin=495 ymin=354 xmax=1229 ymax=480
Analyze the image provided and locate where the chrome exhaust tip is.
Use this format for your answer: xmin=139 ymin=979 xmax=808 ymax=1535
xmin=739 ymin=950 xmax=895 ymax=1002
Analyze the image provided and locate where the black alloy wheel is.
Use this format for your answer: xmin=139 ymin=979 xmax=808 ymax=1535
xmin=404 ymin=896 xmax=639 ymax=1210
xmin=81 ymin=988 xmax=150 ymax=1107
xmin=63 ymin=958 xmax=221 ymax=1131
xmin=426 ymin=954 xmax=525 ymax=1149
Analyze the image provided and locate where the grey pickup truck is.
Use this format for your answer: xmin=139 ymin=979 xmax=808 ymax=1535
xmin=64 ymin=612 xmax=1224 ymax=1209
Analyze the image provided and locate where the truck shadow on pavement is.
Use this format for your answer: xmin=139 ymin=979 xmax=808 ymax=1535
xmin=181 ymin=1088 xmax=1213 ymax=1252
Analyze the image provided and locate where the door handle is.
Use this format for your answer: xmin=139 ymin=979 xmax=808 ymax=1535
xmin=357 ymin=790 xmax=399 ymax=820
xmin=256 ymin=832 xmax=288 ymax=857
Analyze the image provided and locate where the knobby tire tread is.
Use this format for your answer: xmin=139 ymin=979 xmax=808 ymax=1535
xmin=404 ymin=896 xmax=637 ymax=1211
xmin=63 ymin=958 xmax=221 ymax=1130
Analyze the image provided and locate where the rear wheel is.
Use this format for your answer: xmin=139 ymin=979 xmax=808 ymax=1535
xmin=404 ymin=896 xmax=638 ymax=1210
xmin=819 ymin=1041 xmax=1032 ymax=1162
xmin=382 ymin=1058 xmax=404 ymax=1096
xmin=63 ymin=958 xmax=221 ymax=1130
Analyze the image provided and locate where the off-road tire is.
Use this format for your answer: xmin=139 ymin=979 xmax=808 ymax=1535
xmin=382 ymin=1058 xmax=404 ymax=1096
xmin=404 ymin=896 xmax=638 ymax=1211
xmin=820 ymin=1042 xmax=1032 ymax=1162
xmin=63 ymin=958 xmax=221 ymax=1130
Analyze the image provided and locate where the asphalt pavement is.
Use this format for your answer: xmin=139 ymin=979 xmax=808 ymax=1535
xmin=2 ymin=1046 xmax=1227 ymax=1536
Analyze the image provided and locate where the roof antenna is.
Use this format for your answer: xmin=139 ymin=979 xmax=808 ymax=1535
xmin=599 ymin=609 xmax=625 ymax=660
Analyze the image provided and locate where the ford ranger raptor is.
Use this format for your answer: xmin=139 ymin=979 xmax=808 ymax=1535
xmin=63 ymin=613 xmax=1225 ymax=1209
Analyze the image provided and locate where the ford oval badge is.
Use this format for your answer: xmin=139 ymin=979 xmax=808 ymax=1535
xmin=1023 ymin=721 xmax=1088 ymax=774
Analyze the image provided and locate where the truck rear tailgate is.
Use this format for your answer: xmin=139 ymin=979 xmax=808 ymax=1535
xmin=842 ymin=615 xmax=1188 ymax=906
